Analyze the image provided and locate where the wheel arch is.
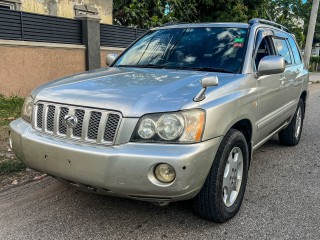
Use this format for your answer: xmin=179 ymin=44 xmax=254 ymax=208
xmin=229 ymin=119 xmax=253 ymax=166
xmin=300 ymin=91 xmax=307 ymax=118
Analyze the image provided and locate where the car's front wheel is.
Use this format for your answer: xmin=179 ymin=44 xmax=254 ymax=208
xmin=192 ymin=129 xmax=249 ymax=223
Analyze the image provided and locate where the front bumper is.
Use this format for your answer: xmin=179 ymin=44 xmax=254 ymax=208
xmin=10 ymin=118 xmax=222 ymax=202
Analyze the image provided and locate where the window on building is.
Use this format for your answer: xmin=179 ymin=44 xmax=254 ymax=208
xmin=0 ymin=0 xmax=21 ymax=10
xmin=74 ymin=5 xmax=98 ymax=17
xmin=0 ymin=2 xmax=14 ymax=9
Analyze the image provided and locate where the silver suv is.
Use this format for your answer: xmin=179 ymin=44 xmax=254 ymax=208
xmin=10 ymin=19 xmax=308 ymax=223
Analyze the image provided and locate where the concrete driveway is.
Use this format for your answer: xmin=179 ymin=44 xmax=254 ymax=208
xmin=1 ymin=84 xmax=320 ymax=240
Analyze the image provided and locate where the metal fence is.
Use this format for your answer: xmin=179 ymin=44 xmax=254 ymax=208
xmin=0 ymin=8 xmax=82 ymax=44
xmin=100 ymin=24 xmax=147 ymax=48
xmin=0 ymin=8 xmax=147 ymax=48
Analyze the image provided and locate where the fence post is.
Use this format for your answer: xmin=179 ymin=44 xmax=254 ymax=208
xmin=76 ymin=15 xmax=101 ymax=71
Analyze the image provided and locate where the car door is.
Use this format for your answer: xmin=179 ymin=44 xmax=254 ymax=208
xmin=272 ymin=34 xmax=298 ymax=121
xmin=286 ymin=35 xmax=305 ymax=111
xmin=254 ymin=29 xmax=286 ymax=144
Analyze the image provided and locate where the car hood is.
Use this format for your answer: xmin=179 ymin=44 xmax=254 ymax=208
xmin=34 ymin=67 xmax=235 ymax=117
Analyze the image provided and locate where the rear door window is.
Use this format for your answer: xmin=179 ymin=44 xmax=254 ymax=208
xmin=287 ymin=36 xmax=302 ymax=64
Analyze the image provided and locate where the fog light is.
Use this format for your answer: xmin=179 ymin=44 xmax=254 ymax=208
xmin=154 ymin=163 xmax=176 ymax=183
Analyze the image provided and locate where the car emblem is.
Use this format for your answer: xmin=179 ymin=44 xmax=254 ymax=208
xmin=63 ymin=115 xmax=78 ymax=129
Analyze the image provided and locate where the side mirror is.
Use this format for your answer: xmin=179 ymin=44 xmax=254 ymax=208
xmin=194 ymin=76 xmax=219 ymax=102
xmin=106 ymin=53 xmax=118 ymax=66
xmin=201 ymin=76 xmax=219 ymax=88
xmin=257 ymin=55 xmax=285 ymax=76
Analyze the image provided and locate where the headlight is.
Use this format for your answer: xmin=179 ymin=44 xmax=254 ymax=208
xmin=157 ymin=114 xmax=184 ymax=140
xmin=21 ymin=95 xmax=34 ymax=123
xmin=131 ymin=109 xmax=205 ymax=143
xmin=138 ymin=118 xmax=156 ymax=139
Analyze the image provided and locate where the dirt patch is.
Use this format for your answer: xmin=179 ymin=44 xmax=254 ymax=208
xmin=0 ymin=125 xmax=45 ymax=191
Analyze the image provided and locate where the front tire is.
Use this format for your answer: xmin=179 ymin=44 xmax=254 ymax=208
xmin=278 ymin=99 xmax=304 ymax=146
xmin=192 ymin=129 xmax=249 ymax=223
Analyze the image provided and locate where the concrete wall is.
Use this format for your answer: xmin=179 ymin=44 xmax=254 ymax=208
xmin=0 ymin=40 xmax=126 ymax=97
xmin=0 ymin=40 xmax=86 ymax=97
xmin=21 ymin=0 xmax=113 ymax=24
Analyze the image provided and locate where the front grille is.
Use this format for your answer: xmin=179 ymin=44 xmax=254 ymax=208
xmin=34 ymin=102 xmax=122 ymax=145
xmin=73 ymin=110 xmax=85 ymax=138
xmin=58 ymin=107 xmax=69 ymax=134
xmin=88 ymin=112 xmax=102 ymax=140
xmin=104 ymin=114 xmax=121 ymax=141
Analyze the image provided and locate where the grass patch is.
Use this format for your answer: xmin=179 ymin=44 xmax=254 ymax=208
xmin=0 ymin=159 xmax=25 ymax=174
xmin=0 ymin=95 xmax=26 ymax=180
xmin=0 ymin=94 xmax=24 ymax=126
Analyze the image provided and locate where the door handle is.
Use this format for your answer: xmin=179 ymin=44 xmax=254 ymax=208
xmin=295 ymin=69 xmax=301 ymax=74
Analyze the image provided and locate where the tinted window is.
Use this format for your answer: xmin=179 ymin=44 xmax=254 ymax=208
xmin=255 ymin=37 xmax=274 ymax=67
xmin=272 ymin=38 xmax=292 ymax=65
xmin=115 ymin=27 xmax=248 ymax=73
xmin=288 ymin=36 xmax=302 ymax=64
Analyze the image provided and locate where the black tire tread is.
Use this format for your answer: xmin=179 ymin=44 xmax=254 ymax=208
xmin=192 ymin=129 xmax=248 ymax=223
xmin=279 ymin=99 xmax=304 ymax=146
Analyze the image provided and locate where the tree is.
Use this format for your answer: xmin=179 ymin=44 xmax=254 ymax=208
xmin=113 ymin=0 xmax=306 ymax=46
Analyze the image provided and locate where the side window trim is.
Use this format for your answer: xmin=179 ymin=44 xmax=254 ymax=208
xmin=252 ymin=28 xmax=275 ymax=72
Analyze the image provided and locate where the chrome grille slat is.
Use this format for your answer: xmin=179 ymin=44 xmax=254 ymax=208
xmin=42 ymin=103 xmax=48 ymax=132
xmin=33 ymin=102 xmax=121 ymax=145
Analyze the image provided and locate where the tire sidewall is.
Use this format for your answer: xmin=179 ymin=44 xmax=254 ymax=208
xmin=294 ymin=100 xmax=304 ymax=143
xmin=214 ymin=131 xmax=249 ymax=220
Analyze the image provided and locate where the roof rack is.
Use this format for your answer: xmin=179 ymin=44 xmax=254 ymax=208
xmin=249 ymin=18 xmax=289 ymax=32
xmin=163 ymin=21 xmax=189 ymax=26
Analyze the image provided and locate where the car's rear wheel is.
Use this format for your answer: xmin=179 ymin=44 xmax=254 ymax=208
xmin=278 ymin=99 xmax=304 ymax=146
xmin=192 ymin=129 xmax=249 ymax=223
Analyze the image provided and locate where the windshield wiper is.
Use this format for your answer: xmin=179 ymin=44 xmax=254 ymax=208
xmin=186 ymin=67 xmax=235 ymax=73
xmin=116 ymin=64 xmax=165 ymax=69
xmin=115 ymin=65 xmax=235 ymax=73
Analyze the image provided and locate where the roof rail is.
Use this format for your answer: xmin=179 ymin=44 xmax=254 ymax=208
xmin=163 ymin=21 xmax=189 ymax=26
xmin=249 ymin=18 xmax=289 ymax=32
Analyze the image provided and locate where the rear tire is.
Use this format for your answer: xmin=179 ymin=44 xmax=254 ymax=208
xmin=278 ymin=99 xmax=304 ymax=146
xmin=192 ymin=129 xmax=249 ymax=223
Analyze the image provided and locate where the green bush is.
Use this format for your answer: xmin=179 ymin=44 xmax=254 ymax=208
xmin=310 ymin=56 xmax=320 ymax=64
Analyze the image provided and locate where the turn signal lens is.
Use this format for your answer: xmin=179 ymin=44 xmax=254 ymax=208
xmin=179 ymin=110 xmax=205 ymax=143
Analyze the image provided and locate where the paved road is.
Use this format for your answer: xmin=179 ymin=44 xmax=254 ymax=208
xmin=1 ymin=84 xmax=320 ymax=240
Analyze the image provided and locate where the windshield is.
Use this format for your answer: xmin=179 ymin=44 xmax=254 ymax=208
xmin=114 ymin=27 xmax=248 ymax=73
